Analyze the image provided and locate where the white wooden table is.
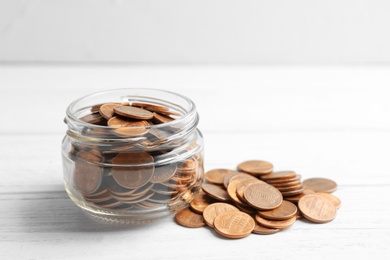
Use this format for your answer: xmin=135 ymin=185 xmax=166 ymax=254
xmin=1 ymin=65 xmax=389 ymax=259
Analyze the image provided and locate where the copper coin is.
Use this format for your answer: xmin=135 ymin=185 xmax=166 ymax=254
xmin=175 ymin=208 xmax=205 ymax=228
xmin=236 ymin=179 xmax=264 ymax=202
xmin=114 ymin=105 xmax=154 ymax=120
xmin=252 ymin=222 xmax=280 ymax=235
xmin=227 ymin=180 xmax=246 ymax=206
xmin=281 ymin=188 xmax=304 ymax=197
xmin=237 ymin=160 xmax=273 ymax=175
xmin=284 ymin=189 xmax=315 ymax=203
xmin=94 ymin=199 xmax=122 ymax=209
xmin=203 ymin=203 xmax=239 ymax=228
xmin=214 ymin=211 xmax=255 ymax=239
xmin=108 ymin=117 xmax=149 ymax=137
xmin=205 ymin=169 xmax=236 ymax=185
xmin=111 ymin=152 xmax=154 ymax=189
xmin=255 ymin=215 xmax=296 ymax=229
xmin=266 ymin=175 xmax=301 ymax=184
xmin=303 ymin=178 xmax=337 ymax=193
xmin=152 ymin=112 xmax=174 ymax=124
xmin=315 ymin=192 xmax=341 ymax=209
xmin=227 ymin=173 xmax=259 ymax=188
xmin=79 ymin=113 xmax=107 ymax=125
xmin=99 ymin=103 xmax=119 ymax=120
xmin=223 ymin=171 xmax=242 ymax=188
xmin=150 ymin=164 xmax=177 ymax=184
xmin=74 ymin=150 xmax=103 ymax=195
xmin=202 ymin=183 xmax=231 ymax=202
xmin=131 ymin=102 xmax=170 ymax=112
xmin=271 ymin=180 xmax=302 ymax=188
xmin=261 ymin=171 xmax=297 ymax=181
xmin=149 ymin=108 xmax=180 ymax=117
xmin=258 ymin=200 xmax=297 ymax=221
xmin=277 ymin=184 xmax=304 ymax=192
xmin=298 ymin=194 xmax=337 ymax=223
xmin=243 ymin=182 xmax=283 ymax=210
xmin=190 ymin=193 xmax=217 ymax=214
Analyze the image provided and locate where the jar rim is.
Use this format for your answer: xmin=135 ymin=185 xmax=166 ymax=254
xmin=66 ymin=88 xmax=197 ymax=131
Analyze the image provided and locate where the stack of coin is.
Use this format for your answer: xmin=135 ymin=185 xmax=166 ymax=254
xmin=175 ymin=160 xmax=341 ymax=238
xmin=67 ymin=101 xmax=203 ymax=212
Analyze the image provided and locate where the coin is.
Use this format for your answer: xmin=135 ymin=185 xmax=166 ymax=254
xmin=261 ymin=171 xmax=297 ymax=181
xmin=284 ymin=189 xmax=315 ymax=203
xmin=236 ymin=179 xmax=264 ymax=202
xmin=108 ymin=117 xmax=150 ymax=137
xmin=202 ymin=183 xmax=231 ymax=202
xmin=280 ymin=188 xmax=304 ymax=197
xmin=205 ymin=169 xmax=236 ymax=185
xmin=255 ymin=215 xmax=296 ymax=229
xmin=74 ymin=150 xmax=103 ymax=195
xmin=237 ymin=160 xmax=273 ymax=175
xmin=243 ymin=182 xmax=283 ymax=210
xmin=277 ymin=184 xmax=304 ymax=192
xmin=80 ymin=113 xmax=107 ymax=125
xmin=111 ymin=152 xmax=154 ymax=189
xmin=175 ymin=208 xmax=205 ymax=228
xmin=298 ymin=194 xmax=337 ymax=223
xmin=214 ymin=211 xmax=255 ymax=239
xmin=266 ymin=175 xmax=301 ymax=184
xmin=99 ymin=103 xmax=119 ymax=120
xmin=227 ymin=180 xmax=246 ymax=206
xmin=252 ymin=222 xmax=280 ymax=235
xmin=152 ymin=112 xmax=174 ymax=124
xmin=258 ymin=200 xmax=297 ymax=221
xmin=223 ymin=171 xmax=242 ymax=188
xmin=190 ymin=193 xmax=217 ymax=214
xmin=303 ymin=178 xmax=337 ymax=193
xmin=150 ymin=164 xmax=177 ymax=184
xmin=203 ymin=203 xmax=239 ymax=227
xmin=227 ymin=173 xmax=259 ymax=188
xmin=131 ymin=102 xmax=170 ymax=112
xmin=271 ymin=180 xmax=302 ymax=188
xmin=315 ymin=192 xmax=341 ymax=209
xmin=114 ymin=105 xmax=154 ymax=120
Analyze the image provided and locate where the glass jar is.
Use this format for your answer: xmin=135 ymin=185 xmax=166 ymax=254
xmin=62 ymin=89 xmax=204 ymax=224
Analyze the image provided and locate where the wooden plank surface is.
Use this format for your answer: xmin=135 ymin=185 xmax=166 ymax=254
xmin=0 ymin=65 xmax=389 ymax=259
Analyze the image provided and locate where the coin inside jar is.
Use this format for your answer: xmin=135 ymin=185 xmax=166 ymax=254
xmin=111 ymin=152 xmax=155 ymax=189
xmin=114 ymin=105 xmax=154 ymax=120
xmin=74 ymin=150 xmax=104 ymax=195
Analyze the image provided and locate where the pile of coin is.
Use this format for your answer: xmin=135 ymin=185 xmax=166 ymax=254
xmin=175 ymin=160 xmax=341 ymax=238
xmin=66 ymin=101 xmax=203 ymax=212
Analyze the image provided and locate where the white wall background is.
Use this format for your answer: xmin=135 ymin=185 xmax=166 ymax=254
xmin=0 ymin=0 xmax=390 ymax=63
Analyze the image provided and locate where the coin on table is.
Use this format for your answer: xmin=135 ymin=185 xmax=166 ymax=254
xmin=99 ymin=103 xmax=120 ymax=120
xmin=175 ymin=208 xmax=205 ymax=228
xmin=237 ymin=160 xmax=273 ymax=175
xmin=114 ymin=105 xmax=154 ymax=120
xmin=223 ymin=171 xmax=242 ymax=188
xmin=315 ymin=192 xmax=341 ymax=209
xmin=227 ymin=180 xmax=246 ymax=206
xmin=202 ymin=183 xmax=231 ymax=202
xmin=243 ymin=182 xmax=283 ymax=210
xmin=271 ymin=180 xmax=302 ymax=188
xmin=284 ymin=189 xmax=315 ymax=203
xmin=111 ymin=152 xmax=154 ymax=189
xmin=261 ymin=171 xmax=297 ymax=181
xmin=258 ymin=200 xmax=297 ymax=221
xmin=190 ymin=193 xmax=217 ymax=214
xmin=276 ymin=184 xmax=304 ymax=192
xmin=281 ymin=187 xmax=304 ymax=197
xmin=205 ymin=169 xmax=236 ymax=185
xmin=255 ymin=215 xmax=296 ymax=229
xmin=203 ymin=202 xmax=239 ymax=228
xmin=298 ymin=194 xmax=337 ymax=223
xmin=303 ymin=178 xmax=337 ymax=193
xmin=74 ymin=150 xmax=103 ymax=195
xmin=252 ymin=222 xmax=280 ymax=235
xmin=236 ymin=179 xmax=264 ymax=202
xmin=227 ymin=173 xmax=260 ymax=188
xmin=214 ymin=211 xmax=255 ymax=239
xmin=266 ymin=175 xmax=301 ymax=184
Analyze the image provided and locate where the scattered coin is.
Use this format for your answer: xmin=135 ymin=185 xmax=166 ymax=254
xmin=205 ymin=169 xmax=236 ymax=185
xmin=243 ymin=182 xmax=283 ymax=210
xmin=175 ymin=208 xmax=205 ymax=228
xmin=315 ymin=192 xmax=341 ymax=209
xmin=261 ymin=171 xmax=297 ymax=181
xmin=255 ymin=215 xmax=296 ymax=229
xmin=258 ymin=200 xmax=297 ymax=221
xmin=190 ymin=192 xmax=217 ymax=214
xmin=202 ymin=183 xmax=231 ymax=202
xmin=252 ymin=222 xmax=280 ymax=235
xmin=303 ymin=178 xmax=337 ymax=193
xmin=202 ymin=203 xmax=239 ymax=227
xmin=237 ymin=160 xmax=273 ymax=175
xmin=298 ymin=194 xmax=337 ymax=223
xmin=214 ymin=211 xmax=255 ymax=239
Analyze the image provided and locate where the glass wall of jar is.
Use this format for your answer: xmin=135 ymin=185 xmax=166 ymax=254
xmin=62 ymin=89 xmax=204 ymax=223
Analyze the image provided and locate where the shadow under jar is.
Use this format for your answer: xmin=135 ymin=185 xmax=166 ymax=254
xmin=62 ymin=89 xmax=204 ymax=224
